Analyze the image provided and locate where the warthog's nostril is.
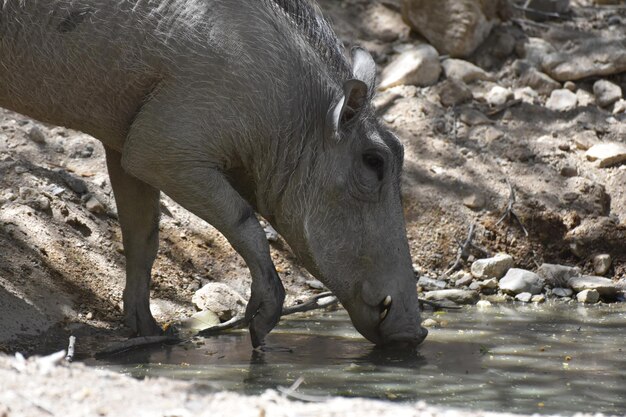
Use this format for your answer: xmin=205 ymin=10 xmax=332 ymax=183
xmin=379 ymin=295 xmax=392 ymax=323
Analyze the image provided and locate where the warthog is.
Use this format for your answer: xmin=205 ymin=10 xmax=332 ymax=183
xmin=0 ymin=0 xmax=427 ymax=348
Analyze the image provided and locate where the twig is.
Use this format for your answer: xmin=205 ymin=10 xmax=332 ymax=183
xmin=496 ymin=179 xmax=529 ymax=237
xmin=445 ymin=223 xmax=476 ymax=275
xmin=277 ymin=376 xmax=330 ymax=403
xmin=95 ymin=335 xmax=181 ymax=358
xmin=65 ymin=335 xmax=76 ymax=362
xmin=419 ymin=299 xmax=462 ymax=310
xmin=513 ymin=3 xmax=564 ymax=19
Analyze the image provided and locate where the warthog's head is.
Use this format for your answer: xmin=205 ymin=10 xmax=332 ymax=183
xmin=271 ymin=48 xmax=427 ymax=347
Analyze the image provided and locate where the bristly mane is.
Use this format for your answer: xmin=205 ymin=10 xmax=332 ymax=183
xmin=266 ymin=0 xmax=352 ymax=79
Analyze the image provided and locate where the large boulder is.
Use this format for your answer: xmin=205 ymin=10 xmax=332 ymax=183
xmin=401 ymin=0 xmax=502 ymax=58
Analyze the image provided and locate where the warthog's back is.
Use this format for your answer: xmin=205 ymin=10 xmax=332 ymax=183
xmin=0 ymin=0 xmax=350 ymax=150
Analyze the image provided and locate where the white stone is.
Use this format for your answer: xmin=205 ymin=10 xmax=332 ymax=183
xmin=585 ymin=142 xmax=626 ymax=168
xmin=552 ymin=287 xmax=573 ymax=298
xmin=515 ymin=292 xmax=532 ymax=303
xmin=379 ymin=44 xmax=441 ymax=89
xmin=476 ymin=300 xmax=492 ymax=308
xmin=471 ymin=254 xmax=514 ymax=279
xmin=531 ymin=294 xmax=546 ymax=303
xmin=577 ymin=289 xmax=600 ymax=304
xmin=568 ymin=275 xmax=617 ymax=297
xmin=545 ymin=89 xmax=577 ymax=112
xmin=192 ymin=282 xmax=247 ymax=320
xmin=593 ymin=254 xmax=612 ymax=276
xmin=423 ymin=289 xmax=479 ymax=305
xmin=499 ymin=268 xmax=545 ymax=295
xmin=485 ymin=86 xmax=513 ymax=107
xmin=593 ymin=79 xmax=622 ymax=108
xmin=613 ymin=99 xmax=626 ymax=114
xmin=441 ymin=58 xmax=493 ymax=83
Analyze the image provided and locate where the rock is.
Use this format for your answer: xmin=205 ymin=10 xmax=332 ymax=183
xmin=18 ymin=187 xmax=50 ymax=211
xmin=552 ymin=287 xmax=573 ymax=298
xmin=469 ymin=281 xmax=481 ymax=291
xmin=499 ymin=268 xmax=545 ymax=295
xmin=476 ymin=300 xmax=492 ymax=308
xmin=438 ymin=79 xmax=473 ymax=107
xmin=422 ymin=318 xmax=438 ymax=327
xmin=563 ymin=81 xmax=576 ymax=92
xmin=60 ymin=171 xmax=88 ymax=195
xmin=576 ymin=89 xmax=596 ymax=107
xmin=379 ymin=44 xmax=441 ymax=89
xmin=572 ymin=130 xmax=599 ymax=151
xmin=568 ymin=275 xmax=618 ymax=297
xmin=613 ymin=99 xmax=626 ymax=114
xmin=592 ymin=79 xmax=622 ymax=108
xmin=480 ymin=278 xmax=499 ymax=290
xmin=84 ymin=195 xmax=105 ymax=214
xmin=192 ymin=282 xmax=247 ymax=321
xmin=485 ymin=86 xmax=513 ymax=106
xmin=14 ymin=165 xmax=28 ymax=174
xmin=542 ymin=37 xmax=626 ymax=81
xmin=536 ymin=263 xmax=581 ymax=287
xmin=523 ymin=0 xmax=569 ymax=20
xmin=593 ymin=254 xmax=612 ymax=276
xmin=515 ymin=292 xmax=532 ymax=303
xmin=514 ymin=87 xmax=539 ymax=104
xmin=417 ymin=276 xmax=447 ymax=290
xmin=306 ymin=279 xmax=325 ymax=290
xmin=454 ymin=272 xmax=474 ymax=287
xmin=263 ymin=223 xmax=279 ymax=242
xmin=463 ymin=193 xmax=485 ymax=210
xmin=576 ymin=289 xmax=600 ymax=304
xmin=560 ymin=166 xmax=578 ymax=177
xmin=545 ymin=89 xmax=577 ymax=112
xmin=585 ymin=142 xmax=626 ymax=168
xmin=423 ymin=289 xmax=479 ymax=305
xmin=517 ymin=38 xmax=557 ymax=68
xmin=178 ymin=310 xmax=220 ymax=332
xmin=401 ymin=0 xmax=500 ymax=57
xmin=459 ymin=108 xmax=492 ymax=126
xmin=531 ymin=294 xmax=546 ymax=303
xmin=471 ymin=253 xmax=514 ymax=279
xmin=441 ymin=58 xmax=493 ymax=83
xmin=27 ymin=125 xmax=46 ymax=144
xmin=519 ymin=67 xmax=560 ymax=95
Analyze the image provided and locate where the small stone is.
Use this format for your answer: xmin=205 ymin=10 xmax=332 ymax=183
xmin=476 ymin=300 xmax=492 ymax=308
xmin=471 ymin=253 xmax=514 ymax=279
xmin=263 ymin=223 xmax=279 ymax=242
xmin=463 ymin=193 xmax=485 ymax=210
xmin=27 ymin=125 xmax=46 ymax=144
xmin=537 ymin=263 xmax=581 ymax=287
xmin=531 ymin=294 xmax=546 ymax=303
xmin=517 ymin=37 xmax=557 ymax=68
xmin=423 ymin=289 xmax=479 ymax=305
xmin=499 ymin=268 xmax=545 ymax=295
xmin=458 ymin=108 xmax=492 ymax=126
xmin=441 ymin=58 xmax=493 ymax=83
xmin=485 ymin=86 xmax=513 ymax=107
xmin=469 ymin=281 xmax=481 ymax=291
xmin=519 ymin=67 xmax=560 ymax=95
xmin=14 ymin=165 xmax=28 ymax=174
xmin=379 ymin=44 xmax=441 ymax=89
xmin=560 ymin=166 xmax=578 ymax=177
xmin=593 ymin=79 xmax=622 ymax=108
xmin=576 ymin=89 xmax=596 ymax=107
xmin=480 ymin=278 xmax=499 ymax=290
xmin=613 ymin=99 xmax=626 ymax=114
xmin=546 ymin=89 xmax=577 ymax=112
xmin=422 ymin=318 xmax=438 ymax=327
xmin=192 ymin=282 xmax=247 ymax=320
xmin=585 ymin=142 xmax=626 ymax=168
xmin=514 ymin=87 xmax=539 ymax=104
xmin=438 ymin=79 xmax=473 ymax=107
xmin=552 ymin=287 xmax=573 ymax=298
xmin=18 ymin=186 xmax=50 ymax=211
xmin=85 ymin=312 xmax=93 ymax=320
xmin=85 ymin=195 xmax=105 ymax=214
xmin=568 ymin=275 xmax=617 ymax=297
xmin=593 ymin=254 xmax=612 ymax=276
xmin=417 ymin=276 xmax=447 ymax=291
xmin=515 ymin=292 xmax=532 ymax=303
xmin=454 ymin=273 xmax=474 ymax=287
xmin=564 ymin=81 xmax=576 ymax=92
xmin=572 ymin=130 xmax=599 ymax=151
xmin=576 ymin=289 xmax=600 ymax=304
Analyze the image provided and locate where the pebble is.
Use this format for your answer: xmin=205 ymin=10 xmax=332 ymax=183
xmin=576 ymin=289 xmax=600 ymax=304
xmin=552 ymin=287 xmax=573 ymax=298
xmin=458 ymin=108 xmax=492 ymax=126
xmin=192 ymin=282 xmax=247 ymax=321
xmin=536 ymin=263 xmax=581 ymax=287
xmin=519 ymin=67 xmax=560 ymax=95
xmin=454 ymin=273 xmax=474 ymax=287
xmin=485 ymin=86 xmax=513 ymax=107
xmin=560 ymin=166 xmax=578 ymax=177
xmin=564 ymin=81 xmax=576 ymax=92
xmin=576 ymin=89 xmax=596 ymax=107
xmin=263 ymin=223 xmax=279 ymax=242
xmin=480 ymin=278 xmax=498 ymax=290
xmin=84 ymin=195 xmax=105 ymax=214
xmin=438 ymin=79 xmax=473 ymax=107
xmin=531 ymin=294 xmax=546 ymax=303
xmin=514 ymin=87 xmax=539 ymax=104
xmin=499 ymin=268 xmax=545 ymax=295
xmin=462 ymin=193 xmax=485 ymax=210
xmin=423 ymin=289 xmax=479 ymax=305
xmin=471 ymin=253 xmax=514 ymax=279
xmin=568 ymin=275 xmax=618 ymax=298
xmin=476 ymin=300 xmax=492 ymax=308
xmin=417 ymin=276 xmax=447 ymax=291
xmin=27 ymin=125 xmax=46 ymax=144
xmin=592 ymin=79 xmax=622 ymax=108
xmin=517 ymin=37 xmax=556 ymax=68
xmin=585 ymin=142 xmax=626 ymax=168
xmin=515 ymin=292 xmax=532 ymax=303
xmin=379 ymin=44 xmax=441 ymax=89
xmin=422 ymin=318 xmax=438 ymax=327
xmin=441 ymin=58 xmax=493 ymax=83
xmin=593 ymin=254 xmax=612 ymax=276
xmin=545 ymin=89 xmax=577 ymax=112
xmin=613 ymin=99 xmax=626 ymax=114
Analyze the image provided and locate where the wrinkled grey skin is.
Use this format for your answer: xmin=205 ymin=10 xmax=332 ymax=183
xmin=0 ymin=0 xmax=427 ymax=348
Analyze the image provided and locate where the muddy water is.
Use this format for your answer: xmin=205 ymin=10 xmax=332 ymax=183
xmin=92 ymin=303 xmax=626 ymax=415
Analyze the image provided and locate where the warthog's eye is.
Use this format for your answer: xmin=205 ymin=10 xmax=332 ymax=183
xmin=362 ymin=152 xmax=385 ymax=181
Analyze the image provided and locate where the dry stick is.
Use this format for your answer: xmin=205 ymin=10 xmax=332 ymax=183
xmin=95 ymin=335 xmax=181 ymax=358
xmin=65 ymin=335 xmax=76 ymax=362
xmin=445 ymin=223 xmax=477 ymax=276
xmin=512 ymin=3 xmax=564 ymax=19
xmin=496 ymin=179 xmax=529 ymax=237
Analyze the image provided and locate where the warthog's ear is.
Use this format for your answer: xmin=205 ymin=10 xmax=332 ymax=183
xmin=326 ymin=79 xmax=369 ymax=139
xmin=351 ymin=47 xmax=376 ymax=97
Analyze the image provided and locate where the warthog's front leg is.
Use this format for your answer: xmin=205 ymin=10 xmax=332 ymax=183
xmin=105 ymin=147 xmax=163 ymax=336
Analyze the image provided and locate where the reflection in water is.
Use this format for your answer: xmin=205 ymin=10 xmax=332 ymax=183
xmin=90 ymin=303 xmax=626 ymax=415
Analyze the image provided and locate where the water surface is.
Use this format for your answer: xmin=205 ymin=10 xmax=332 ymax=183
xmin=91 ymin=303 xmax=626 ymax=415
